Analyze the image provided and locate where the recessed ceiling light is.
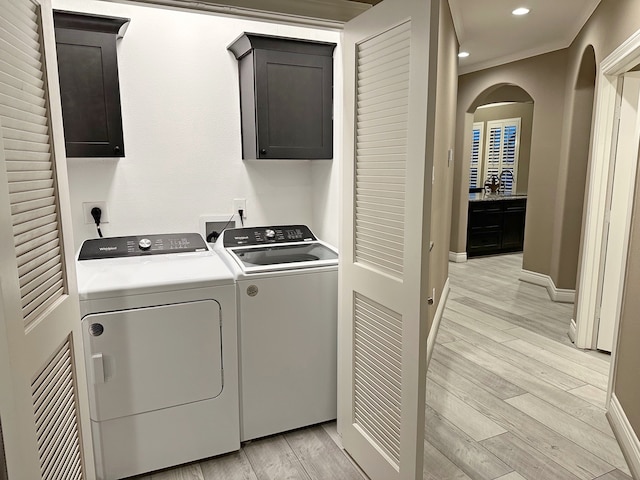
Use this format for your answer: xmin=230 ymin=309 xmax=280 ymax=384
xmin=458 ymin=51 xmax=470 ymax=58
xmin=512 ymin=7 xmax=530 ymax=15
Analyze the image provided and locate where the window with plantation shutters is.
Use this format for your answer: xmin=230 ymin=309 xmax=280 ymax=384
xmin=483 ymin=118 xmax=520 ymax=194
xmin=470 ymin=122 xmax=483 ymax=188
xmin=1 ymin=0 xmax=66 ymax=328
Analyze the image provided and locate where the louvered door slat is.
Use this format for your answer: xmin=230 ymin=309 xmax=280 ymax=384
xmin=0 ymin=104 xmax=47 ymax=128
xmin=21 ymin=263 xmax=62 ymax=298
xmin=0 ymin=70 xmax=45 ymax=99
xmin=356 ymin=230 xmax=403 ymax=251
xmin=357 ymin=219 xmax=403 ymax=238
xmin=15 ymin=232 xmax=58 ymax=262
xmin=13 ymin=211 xmax=56 ymax=234
xmin=23 ymin=281 xmax=64 ymax=321
xmin=13 ymin=219 xmax=57 ymax=247
xmin=1 ymin=113 xmax=47 ymax=134
xmin=353 ymin=293 xmax=403 ymax=463
xmin=9 ymin=179 xmax=52 ymax=194
xmin=35 ymin=376 xmax=73 ymax=438
xmin=0 ymin=13 xmax=40 ymax=48
xmin=354 ymin=384 xmax=401 ymax=435
xmin=7 ymin=161 xmax=53 ymax=173
xmin=8 ymin=0 xmax=38 ymax=19
xmin=4 ymin=137 xmax=51 ymax=153
xmin=21 ymin=270 xmax=63 ymax=307
xmin=8 ymin=169 xmax=52 ymax=182
xmin=357 ymin=195 xmax=404 ymax=208
xmin=20 ymin=254 xmax=61 ymax=288
xmin=12 ymin=203 xmax=55 ymax=225
xmin=355 ymin=360 xmax=402 ymax=409
xmin=357 ymin=129 xmax=407 ymax=142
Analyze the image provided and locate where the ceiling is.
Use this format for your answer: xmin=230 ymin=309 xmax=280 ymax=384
xmin=161 ymin=0 xmax=601 ymax=74
xmin=451 ymin=0 xmax=602 ymax=74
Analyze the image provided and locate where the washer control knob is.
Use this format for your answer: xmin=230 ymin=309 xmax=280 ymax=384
xmin=138 ymin=238 xmax=152 ymax=250
xmin=265 ymin=229 xmax=276 ymax=239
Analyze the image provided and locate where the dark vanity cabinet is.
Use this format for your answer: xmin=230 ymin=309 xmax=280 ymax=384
xmin=228 ymin=33 xmax=336 ymax=160
xmin=53 ymin=11 xmax=129 ymax=157
xmin=467 ymin=197 xmax=527 ymax=257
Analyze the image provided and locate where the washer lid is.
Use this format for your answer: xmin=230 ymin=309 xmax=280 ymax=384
xmin=76 ymin=250 xmax=234 ymax=300
xmin=228 ymin=241 xmax=338 ymax=274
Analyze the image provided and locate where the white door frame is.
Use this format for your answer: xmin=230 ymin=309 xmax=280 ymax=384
xmin=574 ymin=28 xmax=640 ymax=398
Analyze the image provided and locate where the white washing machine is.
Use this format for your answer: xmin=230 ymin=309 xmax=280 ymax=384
xmin=76 ymin=233 xmax=240 ymax=480
xmin=214 ymin=225 xmax=338 ymax=441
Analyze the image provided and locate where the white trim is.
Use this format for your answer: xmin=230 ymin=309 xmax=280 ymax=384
xmin=575 ymin=27 xmax=640 ymax=350
xmin=426 ymin=278 xmax=450 ymax=366
xmin=519 ymin=269 xmax=575 ymax=303
xmin=123 ymin=0 xmax=364 ymax=28
xmin=568 ymin=319 xmax=577 ymax=343
xmin=449 ymin=251 xmax=467 ymax=263
xmin=607 ymin=394 xmax=640 ymax=479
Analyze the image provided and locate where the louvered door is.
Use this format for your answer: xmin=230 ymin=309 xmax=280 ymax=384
xmin=0 ymin=1 xmax=94 ymax=478
xmin=340 ymin=0 xmax=435 ymax=478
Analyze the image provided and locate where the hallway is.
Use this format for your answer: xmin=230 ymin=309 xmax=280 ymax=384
xmin=425 ymin=254 xmax=630 ymax=479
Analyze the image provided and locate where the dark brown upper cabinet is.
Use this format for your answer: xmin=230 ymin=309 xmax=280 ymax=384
xmin=228 ymin=33 xmax=336 ymax=160
xmin=53 ymin=11 xmax=129 ymax=158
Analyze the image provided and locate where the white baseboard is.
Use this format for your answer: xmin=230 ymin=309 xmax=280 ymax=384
xmin=607 ymin=394 xmax=640 ymax=479
xmin=449 ymin=251 xmax=467 ymax=263
xmin=426 ymin=277 xmax=450 ymax=366
xmin=519 ymin=269 xmax=575 ymax=303
xmin=568 ymin=319 xmax=577 ymax=343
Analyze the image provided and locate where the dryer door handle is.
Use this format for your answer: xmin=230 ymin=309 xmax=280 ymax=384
xmin=92 ymin=353 xmax=105 ymax=384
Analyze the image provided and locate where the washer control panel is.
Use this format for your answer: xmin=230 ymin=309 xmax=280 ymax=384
xmin=223 ymin=225 xmax=316 ymax=247
xmin=79 ymin=233 xmax=207 ymax=260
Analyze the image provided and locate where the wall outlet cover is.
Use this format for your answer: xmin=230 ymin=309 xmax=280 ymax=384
xmin=83 ymin=202 xmax=109 ymax=224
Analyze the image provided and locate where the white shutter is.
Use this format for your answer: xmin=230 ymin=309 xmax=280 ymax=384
xmin=354 ymin=21 xmax=410 ymax=279
xmin=1 ymin=0 xmax=65 ymax=328
xmin=484 ymin=118 xmax=520 ymax=194
xmin=469 ymin=122 xmax=483 ymax=188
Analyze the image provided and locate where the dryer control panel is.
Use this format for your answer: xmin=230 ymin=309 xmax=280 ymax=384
xmin=223 ymin=225 xmax=316 ymax=247
xmin=79 ymin=233 xmax=207 ymax=260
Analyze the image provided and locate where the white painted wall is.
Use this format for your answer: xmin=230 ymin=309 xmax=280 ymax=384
xmin=52 ymin=0 xmax=342 ymax=251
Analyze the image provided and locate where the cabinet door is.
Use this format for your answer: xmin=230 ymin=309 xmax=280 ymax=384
xmin=501 ymin=200 xmax=526 ymax=251
xmin=255 ymin=50 xmax=333 ymax=159
xmin=55 ymin=28 xmax=125 ymax=157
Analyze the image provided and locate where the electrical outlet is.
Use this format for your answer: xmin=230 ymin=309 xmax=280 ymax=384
xmin=83 ymin=202 xmax=109 ymax=224
xmin=233 ymin=198 xmax=247 ymax=219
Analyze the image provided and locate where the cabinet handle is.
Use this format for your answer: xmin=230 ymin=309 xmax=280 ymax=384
xmin=260 ymin=148 xmax=267 ymax=155
xmin=113 ymin=145 xmax=121 ymax=154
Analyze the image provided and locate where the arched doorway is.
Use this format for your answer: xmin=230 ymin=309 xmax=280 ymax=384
xmin=454 ymin=84 xmax=535 ymax=260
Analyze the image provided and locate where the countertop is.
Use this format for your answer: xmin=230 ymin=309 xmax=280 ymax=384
xmin=469 ymin=192 xmax=528 ymax=202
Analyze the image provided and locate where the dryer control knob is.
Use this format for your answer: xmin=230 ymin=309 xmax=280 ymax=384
xmin=265 ymin=229 xmax=276 ymax=239
xmin=138 ymin=238 xmax=152 ymax=250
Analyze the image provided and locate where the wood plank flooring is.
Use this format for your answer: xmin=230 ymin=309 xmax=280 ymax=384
xmin=130 ymin=253 xmax=631 ymax=480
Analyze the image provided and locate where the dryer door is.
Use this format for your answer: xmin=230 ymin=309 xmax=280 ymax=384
xmin=82 ymin=300 xmax=223 ymax=421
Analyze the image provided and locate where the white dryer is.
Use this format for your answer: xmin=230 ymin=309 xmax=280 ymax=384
xmin=76 ymin=233 xmax=239 ymax=480
xmin=214 ymin=225 xmax=338 ymax=442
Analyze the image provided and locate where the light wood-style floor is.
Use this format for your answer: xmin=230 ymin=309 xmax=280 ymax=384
xmin=133 ymin=254 xmax=631 ymax=480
